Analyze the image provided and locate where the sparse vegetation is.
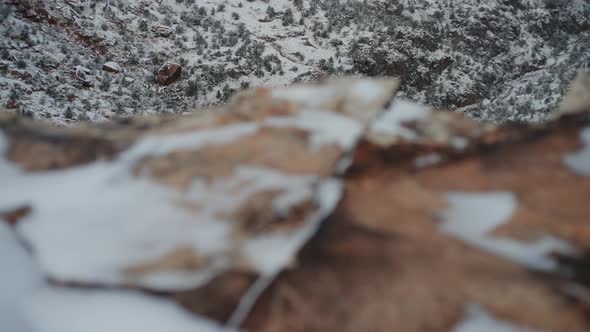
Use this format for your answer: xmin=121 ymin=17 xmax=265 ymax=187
xmin=0 ymin=0 xmax=588 ymax=124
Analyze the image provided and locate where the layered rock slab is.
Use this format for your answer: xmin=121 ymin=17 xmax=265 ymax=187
xmin=0 ymin=78 xmax=399 ymax=292
xmin=2 ymin=77 xmax=590 ymax=332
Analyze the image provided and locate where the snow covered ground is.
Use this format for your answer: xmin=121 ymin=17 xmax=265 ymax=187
xmin=0 ymin=222 xmax=227 ymax=332
xmin=0 ymin=0 xmax=588 ymax=124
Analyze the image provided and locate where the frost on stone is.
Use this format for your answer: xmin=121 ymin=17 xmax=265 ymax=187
xmin=440 ymin=192 xmax=575 ymax=271
xmin=563 ymin=127 xmax=590 ymax=177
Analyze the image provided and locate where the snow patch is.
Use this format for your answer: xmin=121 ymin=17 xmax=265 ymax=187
xmin=23 ymin=288 xmax=226 ymax=332
xmin=452 ymin=304 xmax=538 ymax=332
xmin=0 ymin=223 xmax=42 ymax=332
xmin=8 ymin=161 xmax=229 ymax=290
xmin=271 ymin=85 xmax=337 ymax=107
xmin=121 ymin=122 xmax=259 ymax=163
xmin=563 ymin=127 xmax=590 ymax=176
xmin=452 ymin=137 xmax=469 ymax=151
xmin=440 ymin=192 xmax=574 ymax=271
xmin=371 ymin=99 xmax=431 ymax=140
xmin=0 ymin=188 xmax=227 ymax=332
xmin=265 ymin=111 xmax=363 ymax=150
xmin=351 ymin=79 xmax=388 ymax=104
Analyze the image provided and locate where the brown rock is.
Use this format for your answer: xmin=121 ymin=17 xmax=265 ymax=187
xmin=157 ymin=62 xmax=182 ymax=86
xmin=239 ymin=112 xmax=590 ymax=332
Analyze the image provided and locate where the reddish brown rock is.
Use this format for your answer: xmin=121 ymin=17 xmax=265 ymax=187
xmin=174 ymin=112 xmax=589 ymax=332
xmin=157 ymin=62 xmax=182 ymax=86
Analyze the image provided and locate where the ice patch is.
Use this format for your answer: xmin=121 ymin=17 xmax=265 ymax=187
xmin=440 ymin=192 xmax=574 ymax=271
xmin=371 ymin=99 xmax=431 ymax=140
xmin=563 ymin=127 xmax=590 ymax=176
xmin=452 ymin=304 xmax=538 ymax=332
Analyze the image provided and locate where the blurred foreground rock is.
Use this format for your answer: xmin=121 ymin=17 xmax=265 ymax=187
xmin=1 ymin=76 xmax=590 ymax=332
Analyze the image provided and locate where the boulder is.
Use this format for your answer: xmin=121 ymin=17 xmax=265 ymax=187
xmin=157 ymin=62 xmax=182 ymax=86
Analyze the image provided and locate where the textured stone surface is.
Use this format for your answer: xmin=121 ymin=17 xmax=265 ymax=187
xmin=166 ymin=111 xmax=587 ymax=332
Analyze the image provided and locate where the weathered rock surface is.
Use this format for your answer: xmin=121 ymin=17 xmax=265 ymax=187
xmin=1 ymin=77 xmax=589 ymax=332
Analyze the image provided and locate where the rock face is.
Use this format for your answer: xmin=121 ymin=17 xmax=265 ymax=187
xmin=157 ymin=63 xmax=182 ymax=86
xmin=1 ymin=77 xmax=590 ymax=332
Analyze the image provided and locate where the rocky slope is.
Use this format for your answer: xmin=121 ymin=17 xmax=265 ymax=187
xmin=1 ymin=76 xmax=590 ymax=332
xmin=0 ymin=0 xmax=589 ymax=124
